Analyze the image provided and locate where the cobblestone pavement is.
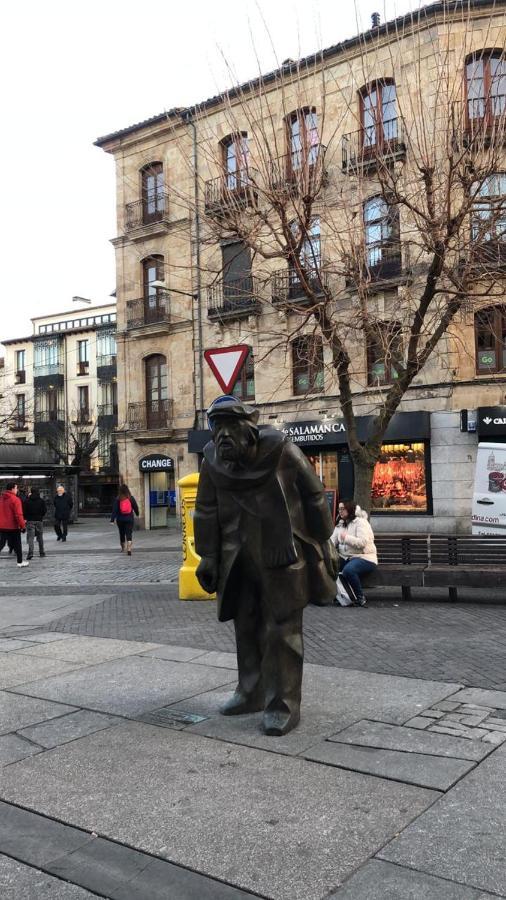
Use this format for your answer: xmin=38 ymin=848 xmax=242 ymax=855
xmin=0 ymin=553 xmax=179 ymax=586
xmin=39 ymin=590 xmax=506 ymax=689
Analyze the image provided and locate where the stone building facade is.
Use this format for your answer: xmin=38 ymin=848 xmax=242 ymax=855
xmin=96 ymin=0 xmax=506 ymax=532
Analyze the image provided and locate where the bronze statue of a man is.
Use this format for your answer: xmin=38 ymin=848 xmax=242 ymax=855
xmin=194 ymin=396 xmax=337 ymax=736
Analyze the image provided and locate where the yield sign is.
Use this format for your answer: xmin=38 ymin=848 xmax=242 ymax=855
xmin=204 ymin=345 xmax=250 ymax=393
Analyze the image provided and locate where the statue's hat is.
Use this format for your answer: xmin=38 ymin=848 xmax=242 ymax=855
xmin=207 ymin=395 xmax=260 ymax=428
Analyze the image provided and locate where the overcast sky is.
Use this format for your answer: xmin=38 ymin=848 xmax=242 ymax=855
xmin=0 ymin=0 xmax=415 ymax=343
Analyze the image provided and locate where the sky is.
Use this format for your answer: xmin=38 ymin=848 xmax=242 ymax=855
xmin=0 ymin=0 xmax=416 ymax=343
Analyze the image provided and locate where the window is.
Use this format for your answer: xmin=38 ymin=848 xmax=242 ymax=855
xmin=15 ymin=350 xmax=25 ymax=383
xmin=77 ymin=385 xmax=90 ymax=423
xmin=15 ymin=394 xmax=26 ymax=428
xmin=142 ymin=256 xmax=164 ymax=309
xmin=222 ymin=134 xmax=249 ymax=189
xmin=466 ymin=51 xmax=506 ymax=125
xmin=77 ymin=340 xmax=89 ymax=375
xmin=363 ymin=197 xmax=400 ymax=277
xmin=288 ymin=218 xmax=321 ymax=297
xmin=361 ymin=81 xmax=398 ymax=149
xmin=471 ymin=173 xmax=506 ymax=243
xmin=99 ymin=380 xmax=118 ymax=415
xmin=97 ymin=430 xmax=113 ymax=469
xmin=372 ymin=442 xmax=429 ymax=513
xmin=222 ymin=241 xmax=252 ymax=305
xmin=35 ymin=388 xmax=62 ymax=422
xmin=97 ymin=329 xmax=117 ymax=365
xmin=475 ymin=305 xmax=506 ymax=373
xmin=367 ymin=323 xmax=402 ymax=385
xmin=145 ymin=354 xmax=168 ymax=428
xmin=288 ymin=109 xmax=319 ymax=170
xmin=292 ymin=336 xmax=324 ymax=395
xmin=232 ymin=351 xmax=255 ymax=401
xmin=34 ymin=339 xmax=61 ymax=375
xmin=15 ymin=438 xmax=27 ymax=444
xmin=141 ymin=162 xmax=165 ymax=223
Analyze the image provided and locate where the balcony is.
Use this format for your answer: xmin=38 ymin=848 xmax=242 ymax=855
xmin=34 ymin=409 xmax=65 ymax=424
xmin=342 ymin=120 xmax=406 ymax=173
xmin=346 ymin=241 xmax=404 ymax=289
xmin=128 ymin=399 xmax=173 ymax=432
xmin=207 ymin=275 xmax=261 ymax=323
xmin=77 ymin=361 xmax=89 ymax=376
xmin=126 ymin=294 xmax=170 ymax=330
xmin=455 ymin=97 xmax=506 ymax=147
xmin=271 ymin=268 xmax=329 ymax=307
xmin=10 ymin=417 xmax=27 ymax=431
xmin=125 ymin=193 xmax=170 ymax=231
xmin=96 ymin=354 xmax=117 ymax=381
xmin=269 ymin=145 xmax=327 ymax=196
xmin=204 ymin=171 xmax=257 ymax=216
xmin=98 ymin=403 xmax=118 ymax=428
xmin=33 ymin=362 xmax=64 ymax=385
xmin=470 ymin=239 xmax=506 ymax=273
xmin=73 ymin=409 xmax=92 ymax=426
xmin=15 ymin=370 xmax=25 ymax=385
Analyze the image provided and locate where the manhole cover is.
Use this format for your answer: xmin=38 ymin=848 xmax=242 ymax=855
xmin=136 ymin=708 xmax=209 ymax=729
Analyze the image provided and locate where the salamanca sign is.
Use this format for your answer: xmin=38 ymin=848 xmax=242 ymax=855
xmin=282 ymin=420 xmax=346 ymax=444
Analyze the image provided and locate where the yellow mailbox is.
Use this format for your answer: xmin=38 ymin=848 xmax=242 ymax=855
xmin=178 ymin=473 xmax=216 ymax=601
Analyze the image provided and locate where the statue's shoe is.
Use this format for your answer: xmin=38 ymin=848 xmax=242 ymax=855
xmin=263 ymin=708 xmax=300 ymax=736
xmin=221 ymin=691 xmax=264 ymax=716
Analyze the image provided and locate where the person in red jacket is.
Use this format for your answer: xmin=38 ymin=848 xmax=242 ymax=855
xmin=0 ymin=482 xmax=28 ymax=567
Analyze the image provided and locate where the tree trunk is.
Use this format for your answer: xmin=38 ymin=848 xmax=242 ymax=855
xmin=351 ymin=453 xmax=376 ymax=514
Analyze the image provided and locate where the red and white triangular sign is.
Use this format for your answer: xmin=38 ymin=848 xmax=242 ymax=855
xmin=204 ymin=345 xmax=250 ymax=393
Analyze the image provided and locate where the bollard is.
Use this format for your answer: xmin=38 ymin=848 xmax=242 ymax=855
xmin=178 ymin=473 xmax=216 ymax=601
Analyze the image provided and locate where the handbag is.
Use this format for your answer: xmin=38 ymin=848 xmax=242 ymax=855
xmin=335 ymin=572 xmax=358 ymax=607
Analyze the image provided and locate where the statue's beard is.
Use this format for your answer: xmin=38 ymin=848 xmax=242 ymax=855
xmin=217 ymin=437 xmax=256 ymax=465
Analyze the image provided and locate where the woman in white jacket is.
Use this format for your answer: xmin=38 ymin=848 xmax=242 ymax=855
xmin=331 ymin=500 xmax=378 ymax=606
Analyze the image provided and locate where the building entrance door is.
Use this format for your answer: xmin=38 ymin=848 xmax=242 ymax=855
xmin=149 ymin=471 xmax=175 ymax=528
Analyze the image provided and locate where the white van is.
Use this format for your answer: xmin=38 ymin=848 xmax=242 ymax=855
xmin=472 ymin=442 xmax=506 ymax=534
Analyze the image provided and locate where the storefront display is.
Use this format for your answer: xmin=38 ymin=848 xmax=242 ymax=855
xmin=371 ymin=443 xmax=429 ymax=513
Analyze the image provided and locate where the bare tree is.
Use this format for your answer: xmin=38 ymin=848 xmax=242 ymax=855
xmin=161 ymin=3 xmax=506 ymax=509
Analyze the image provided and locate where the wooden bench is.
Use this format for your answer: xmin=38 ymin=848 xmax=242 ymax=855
xmin=362 ymin=534 xmax=506 ymax=601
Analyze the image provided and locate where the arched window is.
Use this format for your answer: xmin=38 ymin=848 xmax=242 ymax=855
xmin=363 ymin=197 xmax=400 ymax=279
xmin=360 ymin=81 xmax=397 ymax=150
xmin=145 ymin=354 xmax=168 ymax=428
xmin=287 ymin=108 xmax=319 ymax=170
xmin=466 ymin=51 xmax=506 ymax=125
xmin=141 ymin=163 xmax=165 ymax=224
xmin=222 ymin=133 xmax=249 ymax=189
xmin=475 ymin=305 xmax=506 ymax=374
xmin=141 ymin=255 xmax=165 ymax=323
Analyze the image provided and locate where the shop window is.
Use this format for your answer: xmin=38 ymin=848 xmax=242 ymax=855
xmin=232 ymin=351 xmax=255 ymax=401
xmin=292 ymin=335 xmax=324 ymax=395
xmin=475 ymin=305 xmax=506 ymax=373
xmin=367 ymin=322 xmax=402 ymax=385
xmin=372 ymin=442 xmax=429 ymax=513
xmin=141 ymin=162 xmax=165 ymax=223
xmin=360 ymin=81 xmax=398 ymax=150
xmin=466 ymin=51 xmax=506 ymax=127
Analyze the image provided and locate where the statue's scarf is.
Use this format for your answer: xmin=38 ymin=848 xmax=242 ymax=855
xmin=203 ymin=429 xmax=297 ymax=568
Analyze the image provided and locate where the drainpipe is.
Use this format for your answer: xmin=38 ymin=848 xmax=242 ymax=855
xmin=183 ymin=111 xmax=205 ymax=428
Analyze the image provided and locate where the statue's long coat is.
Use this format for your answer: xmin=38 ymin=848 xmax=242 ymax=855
xmin=194 ymin=428 xmax=336 ymax=622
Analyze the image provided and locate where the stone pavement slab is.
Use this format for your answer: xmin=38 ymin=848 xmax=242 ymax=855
xmin=14 ymin=636 xmax=161 ymax=665
xmin=10 ymin=656 xmax=236 ymax=716
xmin=0 ymin=721 xmax=438 ymax=900
xmin=14 ymin=632 xmax=77 ymax=644
xmin=0 ymin=654 xmax=86 ymax=690
xmin=0 ymin=734 xmax=42 ymax=766
xmin=304 ymin=741 xmax=475 ymax=791
xmin=450 ymin=687 xmax=506 ymax=710
xmin=0 ymin=691 xmax=76 ymax=736
xmin=379 ymin=741 xmax=506 ymax=896
xmin=330 ymin=859 xmax=504 ymax=899
xmin=139 ymin=644 xmax=208 ymax=662
xmin=0 ymin=854 xmax=97 ymax=899
xmin=177 ymin=665 xmax=462 ymax=756
xmin=0 ymin=639 xmax=40 ymax=652
xmin=18 ymin=710 xmax=124 ymax=749
xmin=328 ymin=720 xmax=491 ymax=762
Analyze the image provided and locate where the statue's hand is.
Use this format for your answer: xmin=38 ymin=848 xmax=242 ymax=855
xmin=196 ymin=556 xmax=218 ymax=594
xmin=322 ymin=539 xmax=339 ymax=579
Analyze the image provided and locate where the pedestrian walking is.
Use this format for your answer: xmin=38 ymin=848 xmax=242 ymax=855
xmin=331 ymin=500 xmax=378 ymax=607
xmin=0 ymin=482 xmax=28 ymax=567
xmin=23 ymin=487 xmax=47 ymax=559
xmin=53 ymin=485 xmax=73 ymax=542
xmin=110 ymin=484 xmax=139 ymax=556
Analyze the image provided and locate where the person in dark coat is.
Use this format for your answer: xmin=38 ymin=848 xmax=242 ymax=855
xmin=0 ymin=482 xmax=28 ymax=566
xmin=110 ymin=484 xmax=139 ymax=555
xmin=194 ymin=396 xmax=337 ymax=737
xmin=24 ymin=488 xmax=47 ymax=559
xmin=53 ymin=485 xmax=73 ymax=541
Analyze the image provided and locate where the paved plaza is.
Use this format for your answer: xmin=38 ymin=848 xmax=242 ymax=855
xmin=0 ymin=519 xmax=505 ymax=898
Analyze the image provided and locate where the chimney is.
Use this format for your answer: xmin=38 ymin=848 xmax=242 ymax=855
xmin=371 ymin=12 xmax=380 ymax=28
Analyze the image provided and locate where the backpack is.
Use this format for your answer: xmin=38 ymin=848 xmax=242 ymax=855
xmin=335 ymin=573 xmax=358 ymax=607
xmin=119 ymin=497 xmax=132 ymax=515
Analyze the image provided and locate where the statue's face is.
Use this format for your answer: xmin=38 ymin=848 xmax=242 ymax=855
xmin=213 ymin=417 xmax=253 ymax=462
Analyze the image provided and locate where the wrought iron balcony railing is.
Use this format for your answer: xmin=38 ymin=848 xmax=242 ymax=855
xmin=271 ymin=267 xmax=329 ymax=305
xmin=98 ymin=403 xmax=118 ymax=419
xmin=127 ymin=399 xmax=173 ymax=431
xmin=204 ymin=170 xmax=257 ymax=214
xmin=452 ymin=97 xmax=506 ymax=147
xmin=10 ymin=417 xmax=27 ymax=430
xmin=125 ymin=193 xmax=169 ymax=230
xmin=96 ymin=354 xmax=117 ymax=369
xmin=15 ymin=370 xmax=26 ymax=385
xmin=269 ymin=144 xmax=327 ymax=194
xmin=207 ymin=275 xmax=261 ymax=322
xmin=33 ymin=362 xmax=64 ymax=378
xmin=126 ymin=293 xmax=170 ymax=329
xmin=342 ymin=119 xmax=406 ymax=171
xmin=34 ymin=409 xmax=65 ymax=424
xmin=74 ymin=409 xmax=92 ymax=425
xmin=346 ymin=241 xmax=404 ymax=286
